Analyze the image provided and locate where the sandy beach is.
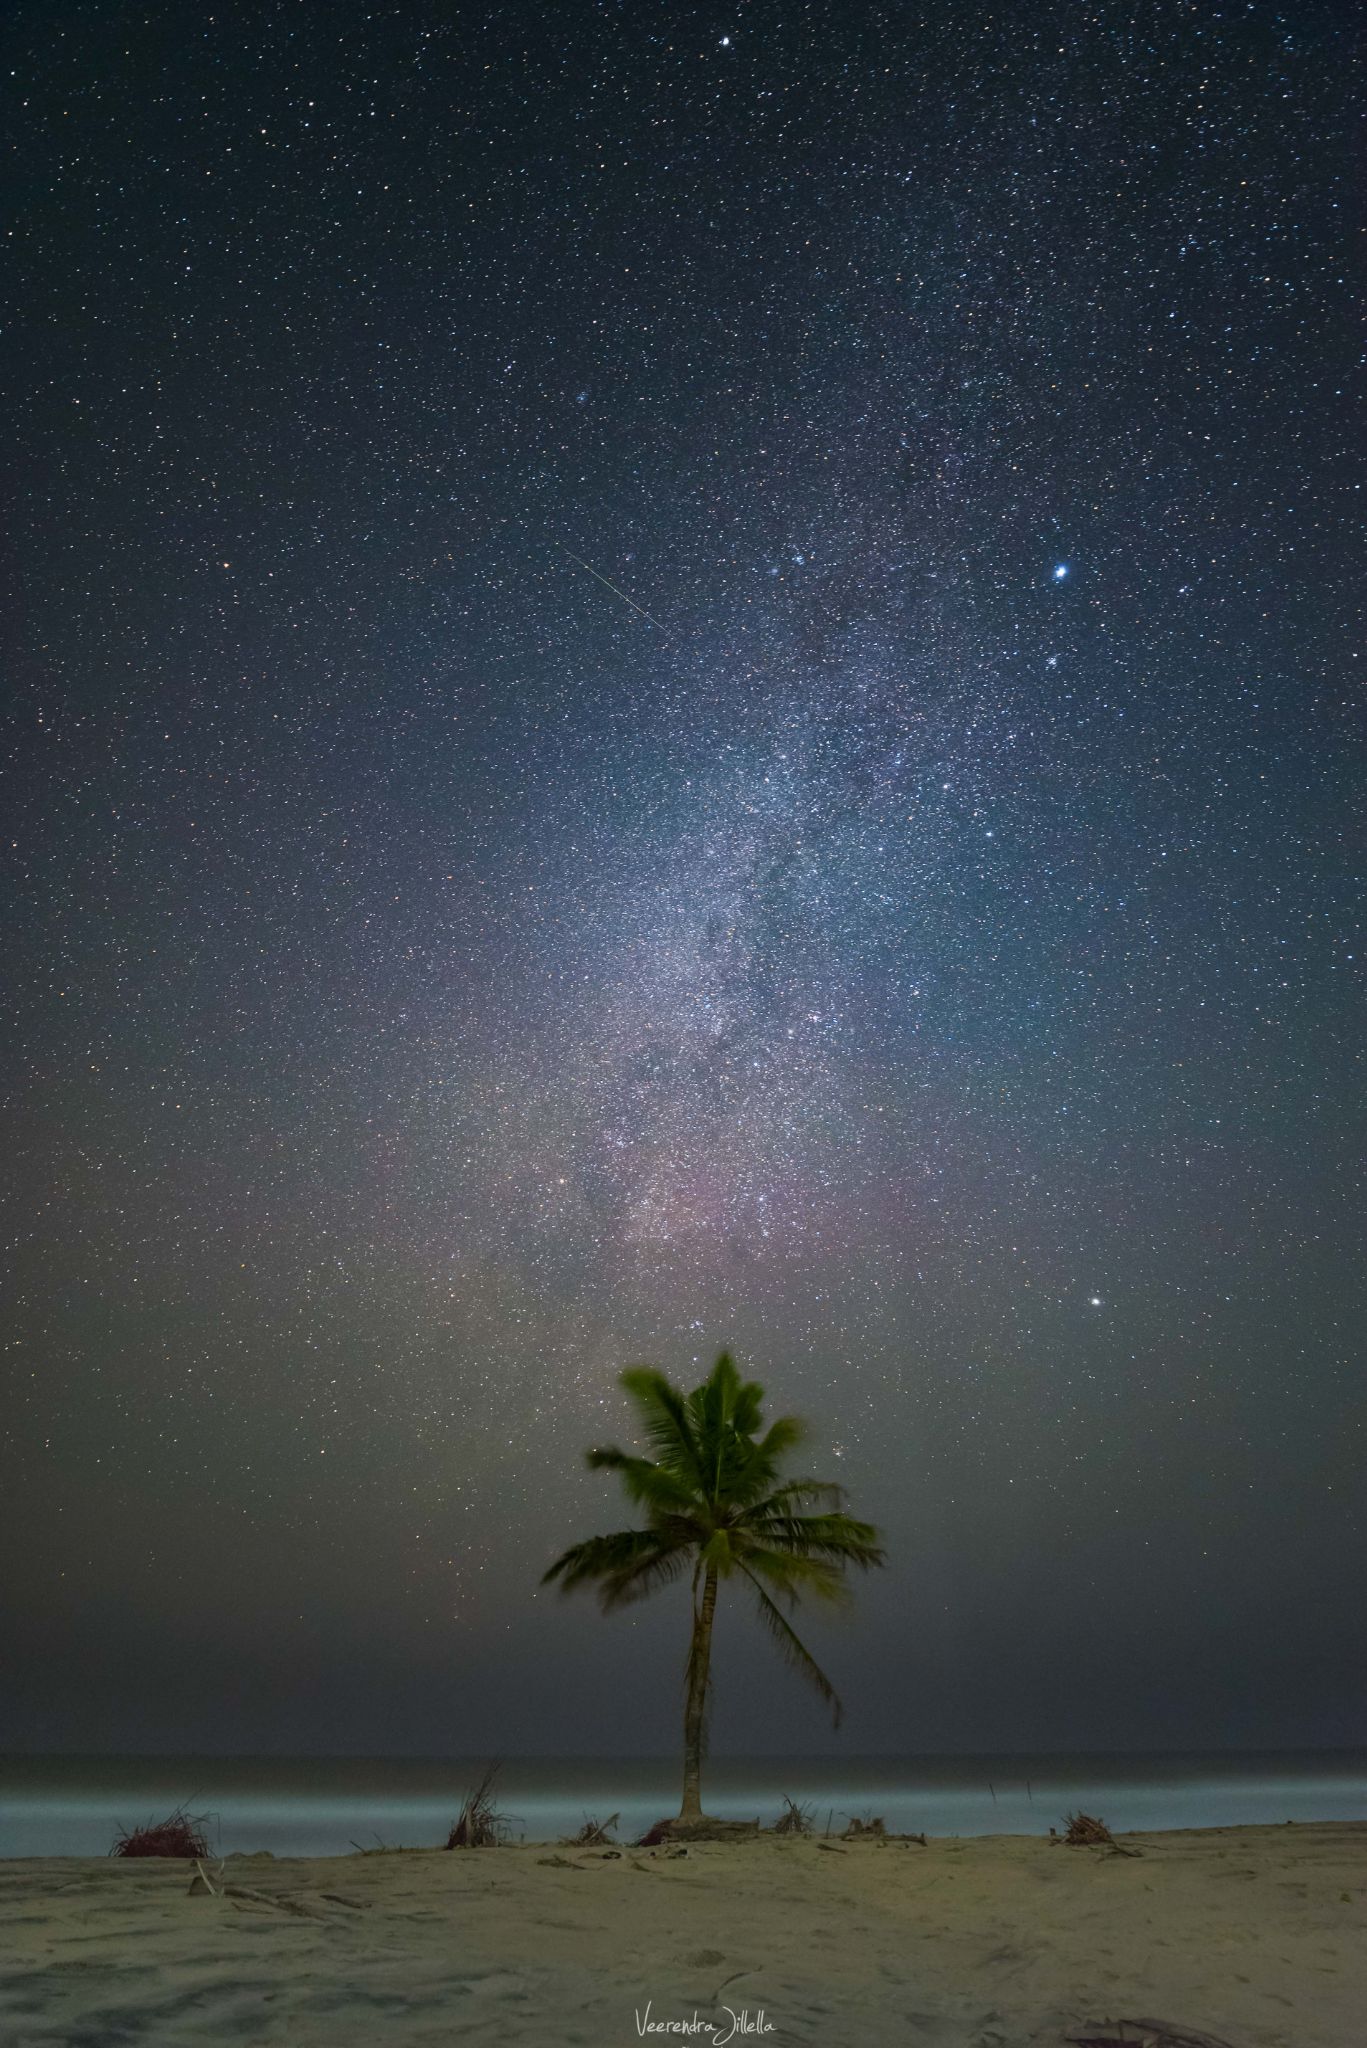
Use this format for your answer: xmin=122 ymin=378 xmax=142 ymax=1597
xmin=0 ymin=1822 xmax=1362 ymax=2047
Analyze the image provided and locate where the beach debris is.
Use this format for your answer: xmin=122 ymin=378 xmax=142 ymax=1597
xmin=112 ymin=1807 xmax=212 ymax=1859
xmin=224 ymin=1884 xmax=324 ymax=1918
xmin=638 ymin=1816 xmax=759 ymax=1846
xmin=1048 ymin=1814 xmax=1142 ymax=1859
xmin=184 ymin=1865 xmax=355 ymax=1919
xmin=1055 ymin=1812 xmax=1116 ymax=1848
xmin=773 ymin=1796 xmax=814 ymax=1836
xmin=903 ymin=1833 xmax=928 ymax=1847
xmin=445 ymin=1760 xmax=513 ymax=1848
xmin=843 ymin=1814 xmax=888 ymax=1841
xmin=564 ymin=1812 xmax=619 ymax=1847
xmin=536 ymin=1854 xmax=583 ymax=1869
xmin=211 ymin=1878 xmax=368 ymax=1920
xmin=817 ymin=1841 xmax=847 ymax=1854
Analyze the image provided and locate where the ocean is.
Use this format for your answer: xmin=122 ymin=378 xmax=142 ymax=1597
xmin=2 ymin=1751 xmax=1364 ymax=1858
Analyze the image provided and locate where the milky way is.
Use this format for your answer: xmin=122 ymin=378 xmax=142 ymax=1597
xmin=3 ymin=1 xmax=1362 ymax=1753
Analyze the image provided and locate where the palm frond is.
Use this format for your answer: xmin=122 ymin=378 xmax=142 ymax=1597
xmin=542 ymin=1529 xmax=689 ymax=1608
xmin=740 ymin=1566 xmax=844 ymax=1727
xmin=584 ymin=1446 xmax=700 ymax=1516
xmin=741 ymin=1544 xmax=848 ymax=1605
xmin=740 ymin=1509 xmax=886 ymax=1570
xmin=598 ymin=1538 xmax=695 ymax=1611
xmin=750 ymin=1476 xmax=844 ymax=1511
xmin=730 ymin=1372 xmax=765 ymax=1438
xmin=687 ymin=1353 xmax=775 ymax=1504
xmin=754 ymin=1415 xmax=806 ymax=1464
xmin=620 ymin=1367 xmax=707 ymax=1487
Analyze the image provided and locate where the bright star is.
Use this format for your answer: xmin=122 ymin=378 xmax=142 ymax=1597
xmin=1088 ymin=1295 xmax=1104 ymax=1308
xmin=1053 ymin=563 xmax=1069 ymax=581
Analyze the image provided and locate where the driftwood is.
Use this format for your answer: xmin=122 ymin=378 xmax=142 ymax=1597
xmin=187 ymin=1858 xmax=368 ymax=1918
xmin=1067 ymin=2025 xmax=1237 ymax=2048
xmin=226 ymin=1885 xmax=320 ymax=1918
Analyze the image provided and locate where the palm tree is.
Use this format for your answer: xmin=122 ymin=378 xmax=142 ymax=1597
xmin=542 ymin=1352 xmax=885 ymax=1825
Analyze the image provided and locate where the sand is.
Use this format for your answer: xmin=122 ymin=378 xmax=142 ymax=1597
xmin=0 ymin=1822 xmax=1362 ymax=2046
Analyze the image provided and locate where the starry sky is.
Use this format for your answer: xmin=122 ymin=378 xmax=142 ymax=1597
xmin=3 ymin=1 xmax=1363 ymax=1758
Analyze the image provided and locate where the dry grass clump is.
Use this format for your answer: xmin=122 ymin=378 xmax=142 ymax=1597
xmin=445 ymin=1761 xmax=513 ymax=1848
xmin=843 ymin=1814 xmax=888 ymax=1840
xmin=1054 ymin=1811 xmax=1116 ymax=1847
xmin=111 ymin=1807 xmax=212 ymax=1859
xmin=773 ymin=1795 xmax=813 ymax=1836
xmin=564 ymin=1812 xmax=618 ymax=1847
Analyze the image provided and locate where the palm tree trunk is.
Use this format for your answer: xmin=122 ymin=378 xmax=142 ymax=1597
xmin=679 ymin=1564 xmax=718 ymax=1820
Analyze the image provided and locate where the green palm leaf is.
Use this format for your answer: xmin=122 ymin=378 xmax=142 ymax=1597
xmin=741 ymin=1508 xmax=886 ymax=1569
xmin=739 ymin=1565 xmax=844 ymax=1726
xmin=620 ymin=1367 xmax=708 ymax=1486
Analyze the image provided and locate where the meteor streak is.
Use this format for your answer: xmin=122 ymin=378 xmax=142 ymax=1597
xmin=557 ymin=544 xmax=672 ymax=637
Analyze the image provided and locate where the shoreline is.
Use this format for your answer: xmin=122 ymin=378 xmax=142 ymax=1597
xmin=5 ymin=1749 xmax=1364 ymax=1860
xmin=2 ymin=1821 xmax=1362 ymax=2045
xmin=4 ymin=1812 xmax=1357 ymax=1859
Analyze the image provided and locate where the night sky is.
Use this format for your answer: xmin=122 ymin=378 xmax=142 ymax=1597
xmin=3 ymin=1 xmax=1362 ymax=1759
